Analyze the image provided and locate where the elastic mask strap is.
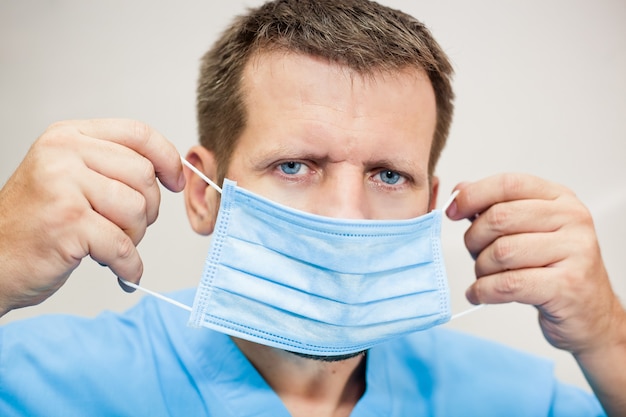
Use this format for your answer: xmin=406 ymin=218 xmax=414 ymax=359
xmin=119 ymin=279 xmax=192 ymax=312
xmin=180 ymin=156 xmax=222 ymax=193
xmin=440 ymin=189 xmax=485 ymax=321
xmin=451 ymin=304 xmax=484 ymax=320
xmin=116 ymin=156 xmax=222 ymax=312
xmin=442 ymin=190 xmax=460 ymax=213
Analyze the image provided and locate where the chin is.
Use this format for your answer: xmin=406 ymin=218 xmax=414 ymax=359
xmin=288 ymin=350 xmax=367 ymax=362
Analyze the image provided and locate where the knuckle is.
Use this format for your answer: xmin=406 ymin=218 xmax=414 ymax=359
xmin=491 ymin=237 xmax=514 ymax=266
xmin=556 ymin=182 xmax=576 ymax=197
xmin=115 ymin=233 xmax=137 ymax=261
xmin=572 ymin=203 xmax=593 ymax=226
xmin=125 ymin=189 xmax=148 ymax=223
xmin=105 ymin=183 xmax=148 ymax=225
xmin=146 ymin=197 xmax=160 ymax=226
xmin=113 ymin=234 xmax=143 ymax=281
xmin=139 ymin=157 xmax=157 ymax=187
xmin=485 ymin=204 xmax=510 ymax=233
xmin=576 ymin=232 xmax=598 ymax=255
xmin=559 ymin=198 xmax=597 ymax=248
xmin=134 ymin=192 xmax=148 ymax=218
xmin=38 ymin=122 xmax=73 ymax=148
xmin=497 ymin=272 xmax=523 ymax=295
xmin=126 ymin=189 xmax=149 ymax=226
xmin=45 ymin=120 xmax=72 ymax=133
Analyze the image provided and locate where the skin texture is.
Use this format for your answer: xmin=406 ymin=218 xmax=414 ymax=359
xmin=446 ymin=175 xmax=626 ymax=416
xmin=0 ymin=52 xmax=624 ymax=416
xmin=0 ymin=119 xmax=185 ymax=315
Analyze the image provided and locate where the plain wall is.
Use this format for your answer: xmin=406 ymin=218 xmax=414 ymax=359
xmin=1 ymin=0 xmax=625 ymax=392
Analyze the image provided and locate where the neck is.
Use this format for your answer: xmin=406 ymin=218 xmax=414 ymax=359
xmin=233 ymin=337 xmax=366 ymax=417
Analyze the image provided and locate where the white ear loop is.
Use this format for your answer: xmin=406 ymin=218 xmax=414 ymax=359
xmin=180 ymin=156 xmax=222 ymax=194
xmin=440 ymin=189 xmax=485 ymax=321
xmin=119 ymin=279 xmax=191 ymax=312
xmin=442 ymin=189 xmax=460 ymax=213
xmin=122 ymin=160 xmax=485 ymax=322
xmin=451 ymin=304 xmax=484 ymax=320
xmin=118 ymin=156 xmax=221 ymax=312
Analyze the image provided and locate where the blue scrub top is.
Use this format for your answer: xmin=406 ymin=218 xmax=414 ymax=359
xmin=0 ymin=290 xmax=605 ymax=416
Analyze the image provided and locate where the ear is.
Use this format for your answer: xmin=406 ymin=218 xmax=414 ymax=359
xmin=428 ymin=176 xmax=440 ymax=212
xmin=183 ymin=146 xmax=220 ymax=236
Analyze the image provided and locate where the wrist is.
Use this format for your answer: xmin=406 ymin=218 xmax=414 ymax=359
xmin=573 ymin=293 xmax=626 ymax=357
xmin=0 ymin=290 xmax=13 ymax=318
xmin=573 ymin=301 xmax=626 ymax=417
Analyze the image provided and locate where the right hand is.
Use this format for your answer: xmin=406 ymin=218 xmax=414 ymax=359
xmin=0 ymin=119 xmax=185 ymax=316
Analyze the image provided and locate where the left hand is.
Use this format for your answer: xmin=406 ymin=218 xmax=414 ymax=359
xmin=445 ymin=173 xmax=623 ymax=357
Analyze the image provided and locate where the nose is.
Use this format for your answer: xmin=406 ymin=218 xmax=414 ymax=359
xmin=314 ymin=172 xmax=369 ymax=220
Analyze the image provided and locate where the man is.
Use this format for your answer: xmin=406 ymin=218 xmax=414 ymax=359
xmin=0 ymin=0 xmax=624 ymax=416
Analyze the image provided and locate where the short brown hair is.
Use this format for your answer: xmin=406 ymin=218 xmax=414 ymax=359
xmin=197 ymin=0 xmax=454 ymax=182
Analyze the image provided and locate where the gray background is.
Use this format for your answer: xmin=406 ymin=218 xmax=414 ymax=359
xmin=1 ymin=0 xmax=624 ymax=391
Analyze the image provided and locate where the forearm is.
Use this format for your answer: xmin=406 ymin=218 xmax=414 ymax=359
xmin=575 ymin=302 xmax=626 ymax=417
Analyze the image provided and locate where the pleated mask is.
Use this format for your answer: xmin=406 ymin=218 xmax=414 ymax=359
xmin=186 ymin=176 xmax=454 ymax=356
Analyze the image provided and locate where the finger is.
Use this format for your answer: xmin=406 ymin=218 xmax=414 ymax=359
xmin=80 ymin=170 xmax=149 ymax=246
xmin=79 ymin=137 xmax=161 ymax=226
xmin=473 ymin=232 xmax=567 ymax=277
xmin=464 ymin=198 xmax=564 ymax=258
xmin=447 ymin=173 xmax=567 ymax=221
xmin=81 ymin=210 xmax=144 ymax=283
xmin=465 ymin=267 xmax=559 ymax=306
xmin=60 ymin=119 xmax=185 ymax=192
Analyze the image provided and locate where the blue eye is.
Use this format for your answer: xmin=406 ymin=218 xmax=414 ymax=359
xmin=279 ymin=161 xmax=302 ymax=175
xmin=379 ymin=170 xmax=401 ymax=185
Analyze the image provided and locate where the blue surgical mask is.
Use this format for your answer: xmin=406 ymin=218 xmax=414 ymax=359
xmin=187 ymin=177 xmax=452 ymax=356
xmin=121 ymin=157 xmax=481 ymax=357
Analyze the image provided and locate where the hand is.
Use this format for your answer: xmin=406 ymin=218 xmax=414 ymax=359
xmin=446 ymin=173 xmax=626 ymax=415
xmin=0 ymin=119 xmax=185 ymax=316
xmin=446 ymin=173 xmax=621 ymax=355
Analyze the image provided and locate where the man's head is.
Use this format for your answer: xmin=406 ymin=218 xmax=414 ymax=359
xmin=195 ymin=0 xmax=454 ymax=183
xmin=184 ymin=0 xmax=455 ymax=362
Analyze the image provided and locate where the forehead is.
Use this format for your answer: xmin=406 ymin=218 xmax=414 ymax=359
xmin=235 ymin=51 xmax=437 ymax=170
xmin=242 ymin=50 xmax=435 ymax=113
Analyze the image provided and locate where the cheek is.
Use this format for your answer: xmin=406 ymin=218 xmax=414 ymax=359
xmin=365 ymin=191 xmax=431 ymax=220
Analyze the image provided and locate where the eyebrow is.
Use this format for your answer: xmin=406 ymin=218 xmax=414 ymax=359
xmin=249 ymin=144 xmax=330 ymax=169
xmin=251 ymin=144 xmax=428 ymax=183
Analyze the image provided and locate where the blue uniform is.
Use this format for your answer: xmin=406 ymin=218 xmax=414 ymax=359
xmin=0 ymin=289 xmax=605 ymax=416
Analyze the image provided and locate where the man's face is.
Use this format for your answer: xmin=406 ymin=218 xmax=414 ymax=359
xmin=226 ymin=51 xmax=438 ymax=220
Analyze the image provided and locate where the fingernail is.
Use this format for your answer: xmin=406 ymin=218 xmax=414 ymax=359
xmin=446 ymin=200 xmax=457 ymax=218
xmin=117 ymin=277 xmax=136 ymax=293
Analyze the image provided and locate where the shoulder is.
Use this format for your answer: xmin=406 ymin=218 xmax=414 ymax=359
xmin=0 ymin=289 xmax=207 ymax=416
xmin=385 ymin=327 xmax=554 ymax=375
xmin=0 ymin=287 xmax=199 ymax=365
xmin=374 ymin=328 xmax=604 ymax=416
